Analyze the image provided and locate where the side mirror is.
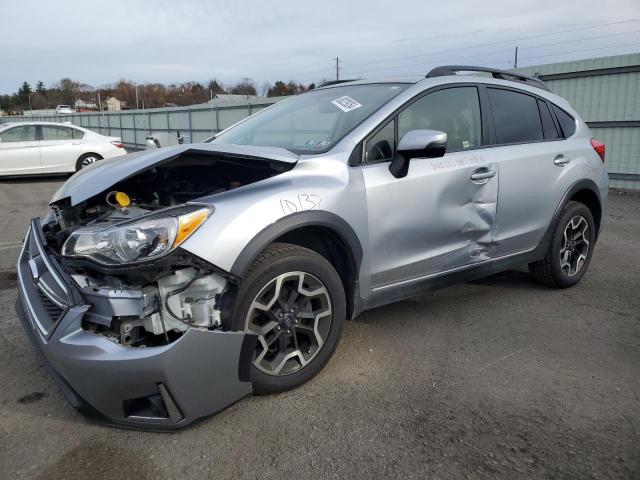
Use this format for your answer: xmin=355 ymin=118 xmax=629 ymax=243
xmin=389 ymin=129 xmax=447 ymax=178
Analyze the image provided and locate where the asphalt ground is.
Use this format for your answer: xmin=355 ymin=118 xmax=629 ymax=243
xmin=0 ymin=178 xmax=638 ymax=480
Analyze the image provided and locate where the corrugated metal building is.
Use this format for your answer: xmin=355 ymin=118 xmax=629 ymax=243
xmin=517 ymin=53 xmax=640 ymax=190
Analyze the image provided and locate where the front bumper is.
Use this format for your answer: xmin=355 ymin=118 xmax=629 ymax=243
xmin=15 ymin=219 xmax=255 ymax=431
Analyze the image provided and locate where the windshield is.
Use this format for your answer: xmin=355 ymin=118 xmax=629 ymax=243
xmin=209 ymin=83 xmax=409 ymax=153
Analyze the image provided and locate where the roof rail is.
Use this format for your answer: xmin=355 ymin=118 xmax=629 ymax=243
xmin=426 ymin=65 xmax=550 ymax=92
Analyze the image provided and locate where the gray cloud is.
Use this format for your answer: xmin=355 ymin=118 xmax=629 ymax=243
xmin=1 ymin=0 xmax=639 ymax=93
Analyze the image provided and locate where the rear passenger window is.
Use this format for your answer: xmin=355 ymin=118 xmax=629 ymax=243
xmin=41 ymin=126 xmax=75 ymax=141
xmin=538 ymin=100 xmax=560 ymax=140
xmin=488 ymin=88 xmax=543 ymax=144
xmin=551 ymin=105 xmax=576 ymax=138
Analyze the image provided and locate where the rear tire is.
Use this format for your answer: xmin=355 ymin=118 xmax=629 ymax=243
xmin=529 ymin=201 xmax=595 ymax=288
xmin=76 ymin=153 xmax=103 ymax=171
xmin=232 ymin=243 xmax=346 ymax=395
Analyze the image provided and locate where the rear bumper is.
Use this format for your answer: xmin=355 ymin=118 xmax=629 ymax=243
xmin=104 ymin=148 xmax=128 ymax=159
xmin=16 ymin=219 xmax=255 ymax=431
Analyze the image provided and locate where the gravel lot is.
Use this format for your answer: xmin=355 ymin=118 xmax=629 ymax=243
xmin=0 ymin=178 xmax=638 ymax=480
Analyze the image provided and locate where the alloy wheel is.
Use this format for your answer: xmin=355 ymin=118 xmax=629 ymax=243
xmin=559 ymin=215 xmax=590 ymax=277
xmin=245 ymin=271 xmax=332 ymax=376
xmin=81 ymin=156 xmax=99 ymax=168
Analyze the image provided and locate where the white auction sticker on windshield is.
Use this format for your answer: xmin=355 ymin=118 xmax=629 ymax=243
xmin=331 ymin=96 xmax=362 ymax=112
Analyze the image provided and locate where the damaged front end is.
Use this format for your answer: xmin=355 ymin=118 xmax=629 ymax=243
xmin=15 ymin=145 xmax=297 ymax=429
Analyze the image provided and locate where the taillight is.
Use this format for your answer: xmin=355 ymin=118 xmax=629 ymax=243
xmin=111 ymin=140 xmax=124 ymax=148
xmin=590 ymin=138 xmax=605 ymax=162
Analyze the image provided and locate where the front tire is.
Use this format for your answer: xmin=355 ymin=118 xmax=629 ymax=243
xmin=232 ymin=243 xmax=346 ymax=395
xmin=529 ymin=201 xmax=596 ymax=288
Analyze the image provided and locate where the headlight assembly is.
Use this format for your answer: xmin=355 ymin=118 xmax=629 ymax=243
xmin=62 ymin=207 xmax=211 ymax=265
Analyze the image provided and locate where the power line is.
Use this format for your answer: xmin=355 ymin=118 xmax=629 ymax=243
xmin=283 ymin=17 xmax=640 ymax=82
xmin=340 ymin=17 xmax=640 ymax=72
xmin=373 ymin=41 xmax=640 ymax=79
xmin=518 ymin=41 xmax=640 ymax=62
xmin=346 ymin=30 xmax=640 ymax=78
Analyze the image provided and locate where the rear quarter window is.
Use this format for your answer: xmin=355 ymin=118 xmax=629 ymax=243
xmin=71 ymin=128 xmax=84 ymax=140
xmin=551 ymin=105 xmax=576 ymax=138
xmin=537 ymin=100 xmax=560 ymax=140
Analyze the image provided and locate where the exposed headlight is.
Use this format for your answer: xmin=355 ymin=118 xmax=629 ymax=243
xmin=62 ymin=207 xmax=211 ymax=265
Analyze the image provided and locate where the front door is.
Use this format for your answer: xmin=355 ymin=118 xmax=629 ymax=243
xmin=0 ymin=125 xmax=40 ymax=175
xmin=360 ymin=85 xmax=499 ymax=290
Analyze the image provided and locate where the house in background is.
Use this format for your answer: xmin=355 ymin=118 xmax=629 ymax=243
xmin=103 ymin=96 xmax=125 ymax=111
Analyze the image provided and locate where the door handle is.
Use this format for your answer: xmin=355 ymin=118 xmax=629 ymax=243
xmin=554 ymin=155 xmax=571 ymax=166
xmin=470 ymin=169 xmax=496 ymax=181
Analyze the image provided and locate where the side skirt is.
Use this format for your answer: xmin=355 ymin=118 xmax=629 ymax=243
xmin=361 ymin=242 xmax=548 ymax=312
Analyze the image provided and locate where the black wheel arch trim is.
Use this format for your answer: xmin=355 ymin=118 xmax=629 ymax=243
xmin=543 ymin=178 xmax=602 ymax=243
xmin=230 ymin=210 xmax=364 ymax=281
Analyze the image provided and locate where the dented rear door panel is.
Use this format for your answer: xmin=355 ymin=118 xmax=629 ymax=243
xmin=492 ymin=140 xmax=575 ymax=256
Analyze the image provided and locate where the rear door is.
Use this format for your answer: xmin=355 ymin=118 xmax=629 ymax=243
xmin=0 ymin=125 xmax=40 ymax=175
xmin=360 ymin=85 xmax=499 ymax=289
xmin=38 ymin=125 xmax=84 ymax=172
xmin=488 ymin=87 xmax=575 ymax=255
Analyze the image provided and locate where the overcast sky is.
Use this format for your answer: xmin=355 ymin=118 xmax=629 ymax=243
xmin=1 ymin=0 xmax=639 ymax=94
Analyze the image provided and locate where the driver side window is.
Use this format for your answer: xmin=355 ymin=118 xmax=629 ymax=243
xmin=364 ymin=119 xmax=395 ymax=163
xmin=398 ymin=87 xmax=481 ymax=153
xmin=0 ymin=125 xmax=36 ymax=142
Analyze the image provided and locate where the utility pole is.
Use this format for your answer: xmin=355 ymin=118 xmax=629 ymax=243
xmin=241 ymin=77 xmax=252 ymax=98
xmin=28 ymin=94 xmax=32 ymax=111
xmin=98 ymin=91 xmax=102 ymax=112
xmin=334 ymin=57 xmax=340 ymax=81
xmin=514 ymin=46 xmax=518 ymax=69
xmin=135 ymin=84 xmax=139 ymax=110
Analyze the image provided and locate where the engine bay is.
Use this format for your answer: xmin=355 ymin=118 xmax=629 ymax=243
xmin=39 ymin=150 xmax=291 ymax=348
xmin=44 ymin=151 xmax=287 ymax=247
xmin=73 ymin=267 xmax=230 ymax=347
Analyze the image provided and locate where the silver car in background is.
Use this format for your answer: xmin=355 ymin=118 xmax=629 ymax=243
xmin=15 ymin=66 xmax=608 ymax=430
xmin=0 ymin=122 xmax=126 ymax=176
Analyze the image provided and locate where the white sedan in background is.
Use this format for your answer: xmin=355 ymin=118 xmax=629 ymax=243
xmin=0 ymin=122 xmax=127 ymax=177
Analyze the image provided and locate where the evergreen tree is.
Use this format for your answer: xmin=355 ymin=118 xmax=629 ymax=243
xmin=18 ymin=81 xmax=32 ymax=96
xmin=207 ymin=79 xmax=226 ymax=95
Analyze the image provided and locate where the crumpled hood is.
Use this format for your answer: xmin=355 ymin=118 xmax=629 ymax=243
xmin=50 ymin=143 xmax=299 ymax=206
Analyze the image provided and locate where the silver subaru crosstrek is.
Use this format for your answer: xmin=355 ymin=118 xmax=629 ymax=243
xmin=16 ymin=66 xmax=608 ymax=429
